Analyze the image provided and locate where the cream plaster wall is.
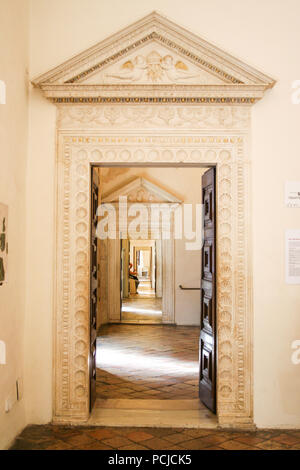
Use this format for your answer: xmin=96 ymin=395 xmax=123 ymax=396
xmin=23 ymin=89 xmax=56 ymax=426
xmin=0 ymin=0 xmax=29 ymax=449
xmin=27 ymin=0 xmax=300 ymax=427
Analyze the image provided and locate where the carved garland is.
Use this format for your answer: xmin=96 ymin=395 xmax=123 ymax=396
xmin=54 ymin=107 xmax=252 ymax=427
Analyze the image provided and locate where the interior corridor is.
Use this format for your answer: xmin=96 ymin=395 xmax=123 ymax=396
xmin=121 ymin=279 xmax=163 ymax=323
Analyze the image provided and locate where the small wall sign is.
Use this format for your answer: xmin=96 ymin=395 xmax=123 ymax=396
xmin=286 ymin=230 xmax=300 ymax=284
xmin=285 ymin=181 xmax=300 ymax=208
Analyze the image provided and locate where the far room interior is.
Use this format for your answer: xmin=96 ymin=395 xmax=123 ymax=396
xmin=90 ymin=165 xmax=217 ymax=426
xmin=121 ymin=238 xmax=163 ymax=323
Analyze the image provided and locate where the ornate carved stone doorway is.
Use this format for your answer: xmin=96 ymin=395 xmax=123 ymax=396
xmin=32 ymin=12 xmax=275 ymax=427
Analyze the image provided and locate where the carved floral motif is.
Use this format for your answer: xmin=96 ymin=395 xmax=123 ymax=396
xmin=57 ymin=105 xmax=250 ymax=129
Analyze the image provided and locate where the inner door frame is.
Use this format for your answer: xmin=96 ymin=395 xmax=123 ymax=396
xmin=104 ymin=198 xmax=176 ymax=325
xmin=53 ymin=117 xmax=253 ymax=429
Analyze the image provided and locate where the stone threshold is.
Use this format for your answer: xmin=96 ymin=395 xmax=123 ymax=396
xmin=88 ymin=399 xmax=217 ymax=429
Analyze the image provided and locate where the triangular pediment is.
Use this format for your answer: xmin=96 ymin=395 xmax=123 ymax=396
xmin=102 ymin=177 xmax=182 ymax=204
xmin=32 ymin=11 xmax=275 ymax=103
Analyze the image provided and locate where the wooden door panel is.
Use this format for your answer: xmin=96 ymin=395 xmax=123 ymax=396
xmin=200 ymin=339 xmax=213 ymax=393
xmin=203 ymin=240 xmax=214 ymax=280
xmin=90 ymin=173 xmax=98 ymax=411
xmin=201 ymin=294 xmax=213 ymax=332
xmin=204 ymin=186 xmax=213 ymax=226
xmin=199 ymin=167 xmax=216 ymax=413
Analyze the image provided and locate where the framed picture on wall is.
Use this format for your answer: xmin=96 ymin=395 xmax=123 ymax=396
xmin=0 ymin=203 xmax=8 ymax=285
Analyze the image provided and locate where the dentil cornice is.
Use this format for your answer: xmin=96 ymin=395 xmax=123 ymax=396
xmin=32 ymin=12 xmax=276 ymax=104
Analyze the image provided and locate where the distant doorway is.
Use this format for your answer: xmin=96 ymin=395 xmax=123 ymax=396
xmin=97 ymin=172 xmax=177 ymax=325
xmin=121 ymin=239 xmax=163 ymax=323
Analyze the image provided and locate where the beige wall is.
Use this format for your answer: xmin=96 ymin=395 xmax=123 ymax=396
xmin=0 ymin=0 xmax=29 ymax=449
xmin=26 ymin=0 xmax=300 ymax=428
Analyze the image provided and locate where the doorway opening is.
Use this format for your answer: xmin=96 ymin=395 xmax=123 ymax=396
xmin=90 ymin=164 xmax=217 ymax=428
xmin=121 ymin=239 xmax=163 ymax=323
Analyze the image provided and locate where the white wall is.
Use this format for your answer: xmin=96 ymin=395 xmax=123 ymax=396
xmin=175 ymin=240 xmax=201 ymax=325
xmin=0 ymin=0 xmax=29 ymax=449
xmin=28 ymin=0 xmax=300 ymax=427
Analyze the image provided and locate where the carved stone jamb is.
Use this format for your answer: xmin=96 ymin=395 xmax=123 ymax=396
xmin=53 ymin=116 xmax=254 ymax=429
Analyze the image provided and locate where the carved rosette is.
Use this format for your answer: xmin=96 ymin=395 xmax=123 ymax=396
xmin=217 ymin=149 xmax=234 ymax=409
xmin=54 ymin=105 xmax=253 ymax=427
xmin=72 ymin=149 xmax=90 ymax=413
xmin=54 ymin=142 xmax=91 ymax=421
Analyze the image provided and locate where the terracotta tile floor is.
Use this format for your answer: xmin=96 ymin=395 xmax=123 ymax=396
xmin=10 ymin=324 xmax=300 ymax=450
xmin=96 ymin=324 xmax=199 ymax=400
xmin=10 ymin=425 xmax=300 ymax=450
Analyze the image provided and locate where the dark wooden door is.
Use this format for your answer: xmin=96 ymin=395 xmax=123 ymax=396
xmin=199 ymin=167 xmax=216 ymax=413
xmin=90 ymin=176 xmax=98 ymax=411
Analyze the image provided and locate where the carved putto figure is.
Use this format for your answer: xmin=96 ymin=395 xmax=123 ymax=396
xmin=107 ymin=55 xmax=147 ymax=81
xmin=160 ymin=55 xmax=200 ymax=81
xmin=106 ymin=51 xmax=199 ymax=82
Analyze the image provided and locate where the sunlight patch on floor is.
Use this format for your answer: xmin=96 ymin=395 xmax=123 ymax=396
xmin=121 ymin=306 xmax=162 ymax=315
xmin=96 ymin=347 xmax=199 ymax=374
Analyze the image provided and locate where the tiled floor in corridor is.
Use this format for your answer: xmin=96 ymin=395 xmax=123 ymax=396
xmin=96 ymin=324 xmax=199 ymax=400
xmin=121 ymin=279 xmax=163 ymax=323
xmin=121 ymin=296 xmax=163 ymax=323
xmin=10 ymin=425 xmax=300 ymax=450
xmin=10 ymin=325 xmax=300 ymax=450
